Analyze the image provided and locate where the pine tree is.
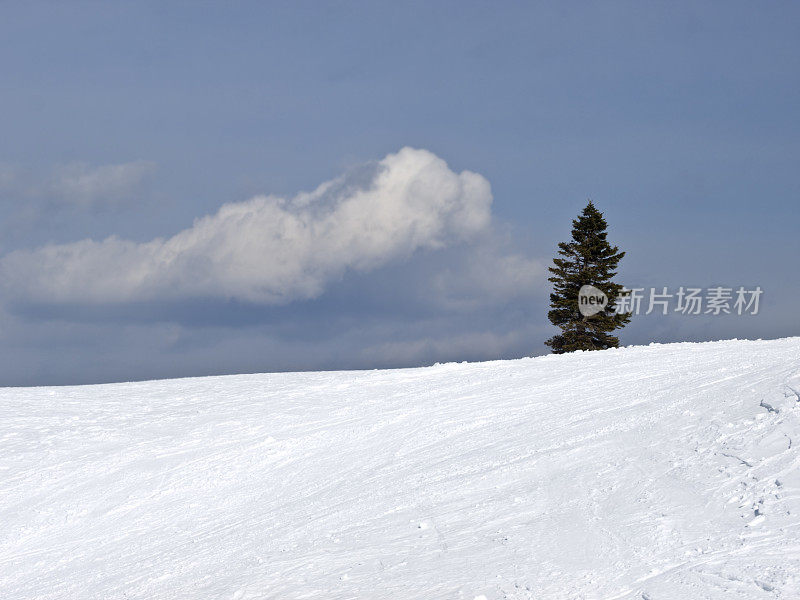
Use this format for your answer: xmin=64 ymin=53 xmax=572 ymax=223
xmin=545 ymin=201 xmax=631 ymax=353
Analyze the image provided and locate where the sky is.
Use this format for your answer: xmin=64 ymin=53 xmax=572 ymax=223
xmin=0 ymin=1 xmax=798 ymax=386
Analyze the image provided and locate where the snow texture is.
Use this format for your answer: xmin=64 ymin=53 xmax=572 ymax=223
xmin=2 ymin=337 xmax=800 ymax=599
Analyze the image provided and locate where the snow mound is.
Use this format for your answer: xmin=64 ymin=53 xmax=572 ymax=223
xmin=2 ymin=338 xmax=800 ymax=599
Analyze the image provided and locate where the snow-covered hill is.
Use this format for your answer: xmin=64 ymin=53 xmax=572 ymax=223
xmin=2 ymin=338 xmax=800 ymax=599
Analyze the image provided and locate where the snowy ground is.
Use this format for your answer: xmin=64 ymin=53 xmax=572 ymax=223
xmin=2 ymin=338 xmax=800 ymax=599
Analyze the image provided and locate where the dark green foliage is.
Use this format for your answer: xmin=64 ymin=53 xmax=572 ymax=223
xmin=545 ymin=201 xmax=631 ymax=353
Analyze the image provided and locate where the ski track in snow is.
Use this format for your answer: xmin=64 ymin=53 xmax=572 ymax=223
xmin=2 ymin=337 xmax=800 ymax=599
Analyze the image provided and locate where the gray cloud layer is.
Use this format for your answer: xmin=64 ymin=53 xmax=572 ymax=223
xmin=0 ymin=148 xmax=492 ymax=306
xmin=0 ymin=160 xmax=155 ymax=209
xmin=49 ymin=160 xmax=156 ymax=208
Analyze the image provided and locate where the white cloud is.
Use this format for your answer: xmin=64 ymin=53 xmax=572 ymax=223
xmin=0 ymin=148 xmax=492 ymax=305
xmin=50 ymin=160 xmax=155 ymax=208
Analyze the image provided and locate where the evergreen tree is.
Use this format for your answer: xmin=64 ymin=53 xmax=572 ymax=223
xmin=545 ymin=201 xmax=630 ymax=353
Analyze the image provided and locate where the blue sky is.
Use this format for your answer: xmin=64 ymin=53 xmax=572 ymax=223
xmin=1 ymin=1 xmax=798 ymax=385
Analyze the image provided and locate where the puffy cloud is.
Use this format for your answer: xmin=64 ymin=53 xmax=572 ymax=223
xmin=0 ymin=148 xmax=492 ymax=305
xmin=49 ymin=160 xmax=155 ymax=208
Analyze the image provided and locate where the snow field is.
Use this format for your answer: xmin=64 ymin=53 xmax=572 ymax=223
xmin=2 ymin=337 xmax=800 ymax=598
